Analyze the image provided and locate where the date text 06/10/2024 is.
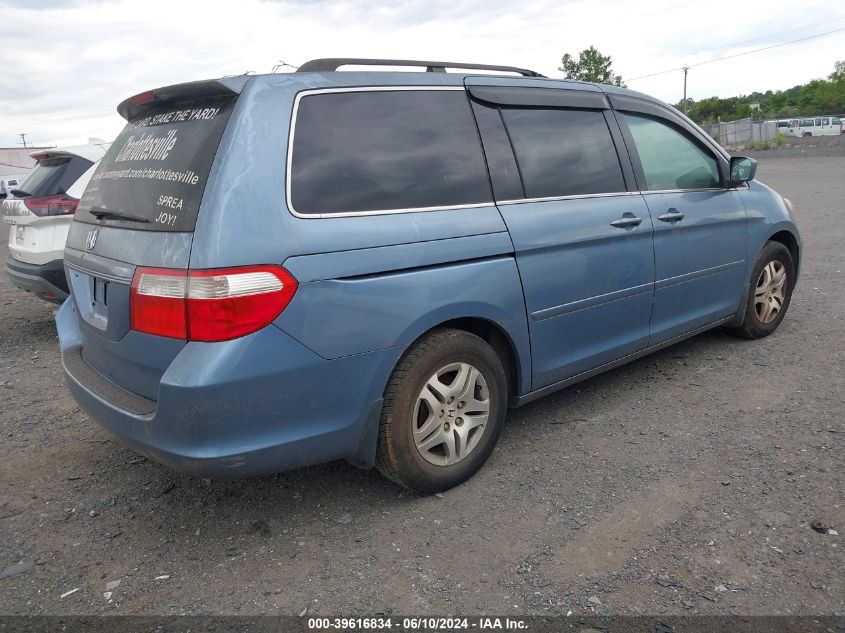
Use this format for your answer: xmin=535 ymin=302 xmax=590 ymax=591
xmin=306 ymin=617 xmax=528 ymax=630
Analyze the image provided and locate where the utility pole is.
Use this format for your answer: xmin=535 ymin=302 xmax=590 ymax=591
xmin=682 ymin=67 xmax=689 ymax=115
xmin=18 ymin=133 xmax=29 ymax=148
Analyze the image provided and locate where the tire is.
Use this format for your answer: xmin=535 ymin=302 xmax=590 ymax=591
xmin=729 ymin=241 xmax=795 ymax=339
xmin=375 ymin=328 xmax=508 ymax=494
xmin=802 ymin=132 xmax=812 ymax=137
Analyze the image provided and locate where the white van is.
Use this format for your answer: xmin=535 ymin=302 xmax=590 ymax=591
xmin=782 ymin=116 xmax=843 ymax=137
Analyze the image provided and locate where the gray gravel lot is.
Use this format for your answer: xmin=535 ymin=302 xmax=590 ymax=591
xmin=0 ymin=152 xmax=842 ymax=617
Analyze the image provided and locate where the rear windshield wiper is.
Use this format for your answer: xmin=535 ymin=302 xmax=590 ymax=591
xmin=9 ymin=189 xmax=31 ymax=198
xmin=89 ymin=207 xmax=150 ymax=223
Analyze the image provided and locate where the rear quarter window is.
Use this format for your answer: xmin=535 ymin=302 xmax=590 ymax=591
xmin=289 ymin=89 xmax=492 ymax=216
xmin=76 ymin=97 xmax=236 ymax=231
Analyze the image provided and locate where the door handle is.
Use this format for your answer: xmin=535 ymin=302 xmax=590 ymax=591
xmin=610 ymin=215 xmax=643 ymax=229
xmin=658 ymin=208 xmax=685 ymax=222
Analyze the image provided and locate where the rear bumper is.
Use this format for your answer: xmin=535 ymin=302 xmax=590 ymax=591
xmin=6 ymin=256 xmax=68 ymax=303
xmin=56 ymin=300 xmax=395 ymax=478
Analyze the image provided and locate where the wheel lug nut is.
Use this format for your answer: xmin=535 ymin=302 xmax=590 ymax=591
xmin=444 ymin=422 xmax=450 ymax=431
xmin=439 ymin=409 xmax=444 ymax=418
xmin=457 ymin=401 xmax=464 ymax=409
xmin=447 ymin=396 xmax=454 ymax=404
xmin=456 ymin=417 xmax=463 ymax=426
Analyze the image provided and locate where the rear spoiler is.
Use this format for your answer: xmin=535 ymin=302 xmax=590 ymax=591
xmin=29 ymin=149 xmax=74 ymax=161
xmin=117 ymin=76 xmax=251 ymax=121
xmin=29 ymin=142 xmax=111 ymax=163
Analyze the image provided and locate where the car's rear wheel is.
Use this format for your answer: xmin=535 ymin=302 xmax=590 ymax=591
xmin=375 ymin=328 xmax=507 ymax=494
xmin=729 ymin=241 xmax=795 ymax=339
xmin=802 ymin=131 xmax=812 ymax=137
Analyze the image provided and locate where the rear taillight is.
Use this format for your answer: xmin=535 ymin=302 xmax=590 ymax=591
xmin=130 ymin=268 xmax=189 ymax=339
xmin=130 ymin=265 xmax=298 ymax=342
xmin=24 ymin=194 xmax=79 ymax=217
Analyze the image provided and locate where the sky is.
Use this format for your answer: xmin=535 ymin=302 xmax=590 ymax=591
xmin=0 ymin=0 xmax=843 ymax=148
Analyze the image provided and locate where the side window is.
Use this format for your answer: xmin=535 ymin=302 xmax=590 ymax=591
xmin=499 ymin=108 xmax=625 ymax=198
xmin=833 ymin=117 xmax=842 ymax=125
xmin=623 ymin=114 xmax=720 ymax=190
xmin=289 ymin=90 xmax=491 ymax=215
xmin=800 ymin=119 xmax=814 ymax=127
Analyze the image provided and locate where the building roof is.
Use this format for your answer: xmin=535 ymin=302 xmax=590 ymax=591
xmin=0 ymin=147 xmax=51 ymax=178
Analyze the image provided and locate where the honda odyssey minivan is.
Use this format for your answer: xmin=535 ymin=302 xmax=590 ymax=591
xmin=57 ymin=58 xmax=801 ymax=493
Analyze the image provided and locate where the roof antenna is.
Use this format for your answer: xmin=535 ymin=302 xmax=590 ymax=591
xmin=272 ymin=60 xmax=299 ymax=73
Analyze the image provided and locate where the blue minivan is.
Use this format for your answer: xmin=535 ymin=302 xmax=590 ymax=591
xmin=57 ymin=58 xmax=801 ymax=493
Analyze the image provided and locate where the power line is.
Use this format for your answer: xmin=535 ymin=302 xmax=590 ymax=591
xmin=628 ymin=26 xmax=845 ymax=82
xmin=706 ymin=18 xmax=844 ymax=53
xmin=692 ymin=27 xmax=845 ymax=68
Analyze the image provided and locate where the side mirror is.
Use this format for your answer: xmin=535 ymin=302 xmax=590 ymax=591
xmin=729 ymin=156 xmax=757 ymax=183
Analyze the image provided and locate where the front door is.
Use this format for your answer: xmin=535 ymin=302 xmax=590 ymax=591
xmin=618 ymin=112 xmax=748 ymax=345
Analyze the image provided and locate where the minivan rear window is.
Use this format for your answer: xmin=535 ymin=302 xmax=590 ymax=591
xmin=16 ymin=155 xmax=92 ymax=198
xmin=75 ymin=96 xmax=236 ymax=232
xmin=289 ymin=89 xmax=492 ymax=215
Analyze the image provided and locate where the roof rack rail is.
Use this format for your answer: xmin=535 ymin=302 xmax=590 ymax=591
xmin=296 ymin=58 xmax=546 ymax=78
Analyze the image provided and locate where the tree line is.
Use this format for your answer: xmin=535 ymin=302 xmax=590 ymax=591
xmin=559 ymin=49 xmax=845 ymax=123
xmin=676 ymin=61 xmax=845 ymax=123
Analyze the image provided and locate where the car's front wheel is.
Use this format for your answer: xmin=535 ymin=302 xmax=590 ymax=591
xmin=730 ymin=241 xmax=796 ymax=339
xmin=375 ymin=328 xmax=508 ymax=494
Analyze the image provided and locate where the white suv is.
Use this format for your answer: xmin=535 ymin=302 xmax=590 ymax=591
xmin=3 ymin=142 xmax=110 ymax=303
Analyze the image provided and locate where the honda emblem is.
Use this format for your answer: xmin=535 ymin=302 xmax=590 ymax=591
xmin=85 ymin=228 xmax=99 ymax=251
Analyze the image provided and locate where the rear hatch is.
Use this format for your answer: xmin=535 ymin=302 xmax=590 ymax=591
xmin=64 ymin=78 xmax=243 ymax=400
xmin=12 ymin=151 xmax=93 ymax=202
xmin=3 ymin=150 xmax=95 ymax=262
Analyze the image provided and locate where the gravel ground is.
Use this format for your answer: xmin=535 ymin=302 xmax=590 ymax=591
xmin=0 ymin=152 xmax=842 ymax=617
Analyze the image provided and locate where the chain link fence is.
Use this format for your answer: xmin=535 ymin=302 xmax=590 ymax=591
xmin=701 ymin=117 xmax=777 ymax=146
